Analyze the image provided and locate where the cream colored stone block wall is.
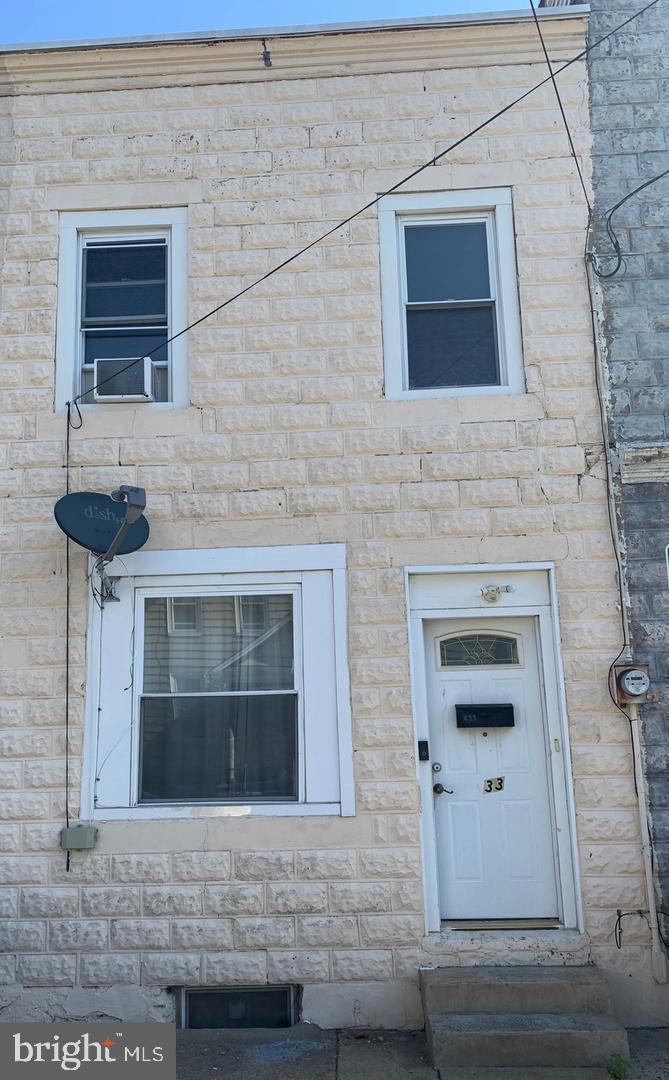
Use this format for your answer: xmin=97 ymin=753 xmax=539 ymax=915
xmin=0 ymin=15 xmax=662 ymax=1025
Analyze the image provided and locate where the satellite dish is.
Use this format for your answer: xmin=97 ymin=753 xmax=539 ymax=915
xmin=54 ymin=491 xmax=150 ymax=556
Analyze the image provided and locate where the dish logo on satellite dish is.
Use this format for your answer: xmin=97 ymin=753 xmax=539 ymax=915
xmin=83 ymin=503 xmax=124 ymax=525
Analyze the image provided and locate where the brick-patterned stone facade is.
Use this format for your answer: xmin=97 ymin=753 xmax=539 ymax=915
xmin=0 ymin=10 xmax=665 ymax=1025
xmin=588 ymin=0 xmax=669 ymax=946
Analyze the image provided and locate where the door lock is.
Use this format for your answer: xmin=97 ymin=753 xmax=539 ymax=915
xmin=433 ymin=782 xmax=454 ymax=795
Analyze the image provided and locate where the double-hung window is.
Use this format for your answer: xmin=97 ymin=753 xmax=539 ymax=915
xmin=140 ymin=590 xmax=298 ymax=802
xmin=55 ymin=208 xmax=187 ymax=410
xmin=379 ymin=189 xmax=523 ymax=398
xmin=83 ymin=545 xmax=353 ymax=819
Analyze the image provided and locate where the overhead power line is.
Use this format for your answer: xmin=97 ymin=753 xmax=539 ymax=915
xmin=528 ymin=0 xmax=591 ymax=211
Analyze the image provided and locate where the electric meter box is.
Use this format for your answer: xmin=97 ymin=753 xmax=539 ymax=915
xmin=614 ymin=663 xmax=651 ymax=705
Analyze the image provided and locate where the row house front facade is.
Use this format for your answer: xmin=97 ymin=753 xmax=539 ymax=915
xmin=0 ymin=7 xmax=666 ymax=1028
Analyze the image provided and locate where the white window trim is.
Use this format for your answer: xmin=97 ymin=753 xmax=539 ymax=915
xmin=55 ymin=207 xmax=188 ymax=412
xmin=378 ymin=188 xmax=524 ymax=400
xmin=80 ymin=544 xmax=354 ymax=820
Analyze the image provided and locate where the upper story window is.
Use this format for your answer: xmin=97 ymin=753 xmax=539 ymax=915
xmin=378 ymin=189 xmax=523 ymax=399
xmin=55 ymin=208 xmax=188 ymax=410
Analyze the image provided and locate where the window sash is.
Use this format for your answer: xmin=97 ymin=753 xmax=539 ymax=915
xmin=138 ymin=690 xmax=299 ymax=803
xmin=399 ymin=211 xmax=501 ymax=391
xmin=77 ymin=230 xmax=172 ymax=401
xmin=405 ymin=302 xmax=500 ymax=390
xmin=403 ymin=219 xmax=492 ymax=305
xmin=131 ymin=585 xmax=304 ymax=806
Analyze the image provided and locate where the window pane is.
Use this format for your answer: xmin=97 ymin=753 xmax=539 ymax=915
xmin=139 ymin=693 xmax=298 ymax=801
xmin=441 ymin=634 xmax=519 ymax=667
xmin=406 ymin=304 xmax=498 ymax=388
xmin=83 ymin=329 xmax=168 ymax=366
xmin=405 ymin=222 xmax=490 ymax=302
xmin=83 ymin=244 xmax=167 ymax=324
xmin=143 ymin=594 xmax=294 ymax=693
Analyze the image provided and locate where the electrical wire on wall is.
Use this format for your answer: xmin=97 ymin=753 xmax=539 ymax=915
xmin=590 ymin=167 xmax=669 ymax=280
xmin=525 ymin=1 xmax=631 ymax=659
xmin=63 ymin=403 xmax=82 ymax=871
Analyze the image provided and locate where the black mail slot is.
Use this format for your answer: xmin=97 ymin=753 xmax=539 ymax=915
xmin=455 ymin=703 xmax=515 ymax=728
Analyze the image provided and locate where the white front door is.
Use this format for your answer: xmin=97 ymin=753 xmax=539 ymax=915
xmin=424 ymin=615 xmax=559 ymax=921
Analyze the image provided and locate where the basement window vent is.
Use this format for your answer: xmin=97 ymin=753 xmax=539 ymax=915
xmin=181 ymin=986 xmax=297 ymax=1029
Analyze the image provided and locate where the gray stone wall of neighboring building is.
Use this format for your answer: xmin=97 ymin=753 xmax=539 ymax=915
xmin=587 ymin=0 xmax=669 ymax=922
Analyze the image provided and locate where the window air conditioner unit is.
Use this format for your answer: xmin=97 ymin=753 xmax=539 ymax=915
xmin=93 ymin=357 xmax=154 ymax=402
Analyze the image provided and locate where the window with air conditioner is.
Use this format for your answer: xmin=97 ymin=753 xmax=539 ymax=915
xmin=378 ymin=189 xmax=524 ymax=399
xmin=55 ymin=208 xmax=187 ymax=410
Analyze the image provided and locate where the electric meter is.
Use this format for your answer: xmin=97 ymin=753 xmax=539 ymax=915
xmin=614 ymin=664 xmax=651 ymax=704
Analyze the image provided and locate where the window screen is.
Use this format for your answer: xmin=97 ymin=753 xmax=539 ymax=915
xmin=403 ymin=219 xmax=499 ymax=389
xmin=80 ymin=238 xmax=169 ymax=402
xmin=139 ymin=594 xmax=298 ymax=802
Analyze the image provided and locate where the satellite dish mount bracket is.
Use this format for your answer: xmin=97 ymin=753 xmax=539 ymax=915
xmin=94 ymin=485 xmax=146 ymax=604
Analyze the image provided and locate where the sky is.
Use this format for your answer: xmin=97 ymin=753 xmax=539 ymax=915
xmin=2 ymin=0 xmax=527 ymax=48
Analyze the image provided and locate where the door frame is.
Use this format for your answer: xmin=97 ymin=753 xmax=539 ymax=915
xmin=406 ymin=563 xmax=582 ymax=935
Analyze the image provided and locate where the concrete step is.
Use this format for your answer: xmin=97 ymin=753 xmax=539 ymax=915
xmin=439 ymin=1070 xmax=612 ymax=1080
xmin=420 ymin=966 xmax=611 ymax=1016
xmin=427 ymin=1012 xmax=628 ymax=1069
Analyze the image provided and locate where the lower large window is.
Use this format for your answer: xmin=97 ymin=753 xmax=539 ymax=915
xmin=140 ymin=593 xmax=297 ymax=802
xmin=85 ymin=545 xmax=353 ymax=818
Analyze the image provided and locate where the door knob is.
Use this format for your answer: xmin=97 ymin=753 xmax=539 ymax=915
xmin=433 ymin=782 xmax=453 ymax=795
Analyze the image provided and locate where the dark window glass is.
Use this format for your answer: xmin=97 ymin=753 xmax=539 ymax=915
xmin=139 ymin=694 xmax=298 ymax=802
xmin=185 ymin=988 xmax=294 ymax=1029
xmin=83 ymin=243 xmax=167 ymax=324
xmin=403 ymin=218 xmax=501 ymax=390
xmin=405 ymin=222 xmax=490 ymax=302
xmin=83 ymin=329 xmax=168 ymax=367
xmin=406 ymin=305 xmax=498 ymax=389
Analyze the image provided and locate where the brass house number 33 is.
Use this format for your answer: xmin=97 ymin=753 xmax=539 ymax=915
xmin=483 ymin=777 xmax=505 ymax=793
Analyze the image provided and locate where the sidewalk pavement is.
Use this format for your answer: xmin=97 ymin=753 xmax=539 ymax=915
xmin=176 ymin=1027 xmax=434 ymax=1080
xmin=629 ymin=1028 xmax=669 ymax=1080
xmin=176 ymin=1024 xmax=669 ymax=1080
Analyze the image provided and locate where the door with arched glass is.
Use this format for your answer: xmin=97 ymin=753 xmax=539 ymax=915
xmin=423 ymin=615 xmax=559 ymax=921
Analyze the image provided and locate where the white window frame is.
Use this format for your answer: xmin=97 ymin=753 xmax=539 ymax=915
xmin=55 ymin=207 xmax=188 ymax=411
xmin=81 ymin=544 xmax=354 ymax=820
xmin=378 ymin=188 xmax=524 ymax=400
